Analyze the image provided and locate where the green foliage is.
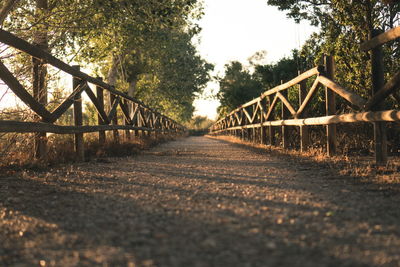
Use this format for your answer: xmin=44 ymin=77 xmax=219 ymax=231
xmin=133 ymin=30 xmax=214 ymax=121
xmin=2 ymin=0 xmax=213 ymax=123
xmin=185 ymin=115 xmax=214 ymax=130
xmin=217 ymin=50 xmax=308 ymax=118
xmin=217 ymin=62 xmax=263 ymax=117
xmin=266 ymin=0 xmax=400 ymax=112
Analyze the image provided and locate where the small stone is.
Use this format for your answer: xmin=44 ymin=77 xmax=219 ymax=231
xmin=142 ymin=259 xmax=154 ymax=266
xmin=7 ymin=197 xmax=20 ymax=203
xmin=265 ymin=241 xmax=277 ymax=249
xmin=202 ymin=238 xmax=217 ymax=248
xmin=249 ymin=228 xmax=260 ymax=234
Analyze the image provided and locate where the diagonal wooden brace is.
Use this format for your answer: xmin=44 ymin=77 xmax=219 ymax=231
xmin=0 ymin=60 xmax=52 ymax=122
xmin=50 ymin=82 xmax=87 ymax=123
xmin=84 ymin=84 xmax=110 ymax=124
xmin=107 ymin=96 xmax=120 ymax=122
xmin=276 ymin=91 xmax=296 ymax=116
xmin=364 ymin=71 xmax=400 ymax=110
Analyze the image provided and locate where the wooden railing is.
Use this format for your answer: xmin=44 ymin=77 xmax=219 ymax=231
xmin=210 ymin=26 xmax=400 ymax=165
xmin=0 ymin=29 xmax=185 ymax=161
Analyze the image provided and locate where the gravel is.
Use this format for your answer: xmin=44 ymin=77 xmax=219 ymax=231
xmin=1 ymin=136 xmax=400 ymax=266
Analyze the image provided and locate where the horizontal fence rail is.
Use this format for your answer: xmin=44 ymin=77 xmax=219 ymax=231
xmin=210 ymin=26 xmax=400 ymax=165
xmin=0 ymin=29 xmax=185 ymax=160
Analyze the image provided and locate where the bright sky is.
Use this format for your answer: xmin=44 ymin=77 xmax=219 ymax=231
xmin=193 ymin=0 xmax=317 ymax=120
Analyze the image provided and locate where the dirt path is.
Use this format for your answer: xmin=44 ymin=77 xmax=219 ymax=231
xmin=1 ymin=136 xmax=400 ymax=267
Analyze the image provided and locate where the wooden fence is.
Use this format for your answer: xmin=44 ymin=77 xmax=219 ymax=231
xmin=210 ymin=26 xmax=400 ymax=165
xmin=0 ymin=29 xmax=185 ymax=161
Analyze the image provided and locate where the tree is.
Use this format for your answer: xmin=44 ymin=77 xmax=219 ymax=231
xmin=266 ymin=0 xmax=400 ymax=109
xmin=217 ymin=62 xmax=263 ymax=117
xmin=0 ymin=0 xmax=20 ymax=26
xmin=185 ymin=115 xmax=214 ymax=130
xmin=1 ymin=0 xmax=213 ymax=123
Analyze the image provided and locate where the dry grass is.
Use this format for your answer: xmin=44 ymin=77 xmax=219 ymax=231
xmin=208 ymin=135 xmax=400 ymax=185
xmin=0 ymin=131 xmax=180 ymax=173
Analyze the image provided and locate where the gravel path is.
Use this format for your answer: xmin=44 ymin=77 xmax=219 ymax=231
xmin=1 ymin=136 xmax=400 ymax=267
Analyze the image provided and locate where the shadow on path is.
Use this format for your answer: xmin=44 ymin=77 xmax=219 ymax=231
xmin=0 ymin=136 xmax=399 ymax=266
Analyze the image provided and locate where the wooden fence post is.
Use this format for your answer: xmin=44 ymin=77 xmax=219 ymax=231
xmin=281 ymin=81 xmax=289 ymax=149
xmin=247 ymin=120 xmax=251 ymax=141
xmin=370 ymin=29 xmax=388 ymax=165
xmin=132 ymin=103 xmax=139 ymax=137
xmin=110 ymin=93 xmax=119 ymax=143
xmin=299 ymin=75 xmax=309 ymax=152
xmin=267 ymin=95 xmax=275 ymax=146
xmin=123 ymin=99 xmax=131 ymax=141
xmin=32 ymin=57 xmax=47 ymax=159
xmin=324 ymin=55 xmax=337 ymax=156
xmin=72 ymin=65 xmax=84 ymax=161
xmin=260 ymin=100 xmax=266 ymax=145
xmin=96 ymin=77 xmax=106 ymax=144
xmin=153 ymin=114 xmax=158 ymax=139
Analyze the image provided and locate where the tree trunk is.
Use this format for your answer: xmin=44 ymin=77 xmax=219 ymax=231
xmin=33 ymin=0 xmax=48 ymax=159
xmin=0 ymin=0 xmax=20 ymax=26
xmin=107 ymin=55 xmax=120 ymax=87
xmin=107 ymin=54 xmax=120 ymax=143
xmin=128 ymin=78 xmax=137 ymax=97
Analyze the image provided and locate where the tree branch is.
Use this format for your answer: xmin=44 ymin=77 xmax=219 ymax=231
xmin=0 ymin=0 xmax=20 ymax=26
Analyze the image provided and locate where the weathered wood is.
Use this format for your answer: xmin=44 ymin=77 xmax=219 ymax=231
xmin=212 ymin=66 xmax=322 ymax=128
xmin=260 ymin=66 xmax=323 ymax=98
xmin=109 ymin=94 xmax=120 ymax=143
xmin=265 ymin=94 xmax=279 ymax=121
xmin=276 ymin=91 xmax=296 ymax=116
xmin=318 ymin=75 xmax=367 ymax=109
xmin=50 ymin=82 xmax=87 ymax=123
xmin=138 ymin=107 xmax=147 ymax=128
xmin=361 ymin=26 xmax=400 ymax=51
xmin=212 ymin=66 xmax=322 ymax=129
xmin=299 ymin=77 xmax=309 ymax=152
xmin=217 ymin=66 xmax=322 ymax=118
xmin=267 ymin=95 xmax=275 ymax=146
xmin=0 ymin=29 xmax=186 ymax=143
xmin=0 ymin=29 xmax=181 ymax=127
xmin=364 ymin=71 xmax=400 ymax=110
xmin=108 ymin=95 xmax=120 ymax=122
xmin=0 ymin=61 xmax=52 ymax=121
xmin=130 ymin=104 xmax=139 ymax=123
xmin=259 ymin=100 xmax=266 ymax=145
xmin=130 ymin=103 xmax=140 ymax=136
xmin=72 ymin=66 xmax=84 ymax=162
xmin=234 ymin=111 xmax=243 ymax=125
xmin=242 ymin=107 xmax=253 ymax=123
xmin=296 ymin=77 xmax=320 ymax=117
xmin=0 ymin=120 xmax=166 ymax=134
xmin=370 ymin=29 xmax=388 ymax=165
xmin=123 ymin=101 xmax=131 ymax=141
xmin=119 ymin=100 xmax=132 ymax=125
xmin=96 ymin=79 xmax=106 ymax=144
xmin=84 ymin=83 xmax=110 ymax=124
xmin=210 ymin=110 xmax=400 ymax=132
xmin=324 ymin=55 xmax=337 ymax=156
xmin=280 ymin=84 xmax=290 ymax=149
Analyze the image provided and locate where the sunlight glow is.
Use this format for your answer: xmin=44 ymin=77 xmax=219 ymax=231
xmin=193 ymin=0 xmax=317 ymax=120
